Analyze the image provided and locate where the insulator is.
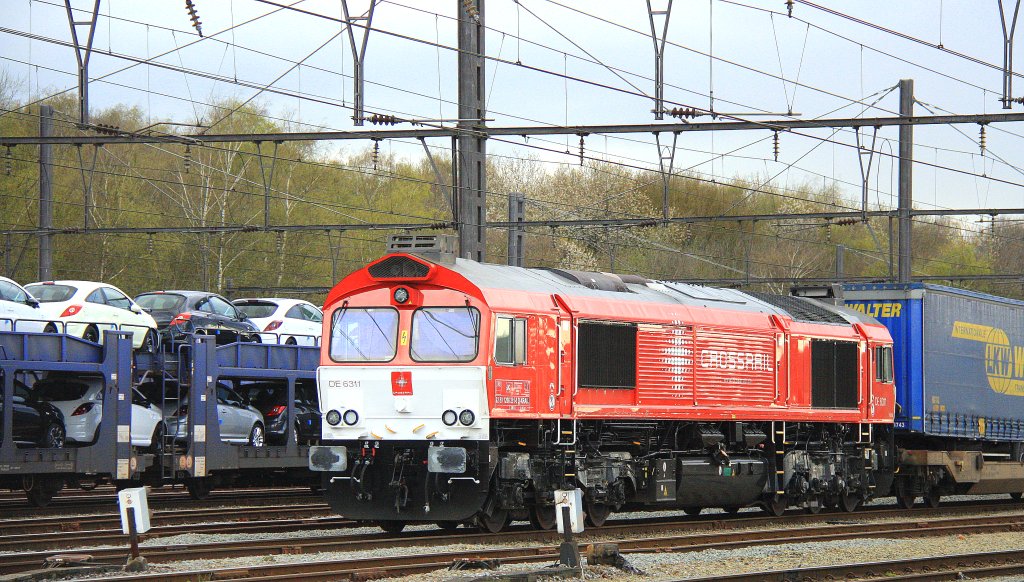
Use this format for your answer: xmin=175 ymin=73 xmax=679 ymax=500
xmin=147 ymin=234 xmax=155 ymax=255
xmin=772 ymin=131 xmax=780 ymax=162
xmin=3 ymin=146 xmax=11 ymax=176
xmin=93 ymin=123 xmax=121 ymax=136
xmin=367 ymin=113 xmax=399 ymax=126
xmin=666 ymin=107 xmax=703 ymax=120
xmin=835 ymin=217 xmax=859 ymax=226
xmin=786 ymin=0 xmax=794 ymax=17
xmin=185 ymin=0 xmax=204 ymax=37
xmin=276 ymin=231 xmax=284 ymax=252
xmin=183 ymin=145 xmax=192 ymax=174
xmin=1007 ymin=96 xmax=1024 ymax=105
xmin=825 ymin=222 xmax=832 ymax=242
xmin=372 ymin=140 xmax=380 ymax=171
xmin=462 ymin=0 xmax=479 ymax=20
xmin=979 ymin=124 xmax=987 ymax=157
xmin=578 ymin=135 xmax=585 ymax=166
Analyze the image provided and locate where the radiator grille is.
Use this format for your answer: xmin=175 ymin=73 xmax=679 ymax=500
xmin=368 ymin=256 xmax=430 ymax=279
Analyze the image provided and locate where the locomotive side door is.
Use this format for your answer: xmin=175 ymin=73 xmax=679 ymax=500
xmin=551 ymin=294 xmax=575 ymax=417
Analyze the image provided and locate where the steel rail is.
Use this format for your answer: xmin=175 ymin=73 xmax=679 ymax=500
xmin=7 ymin=502 xmax=1024 ymax=576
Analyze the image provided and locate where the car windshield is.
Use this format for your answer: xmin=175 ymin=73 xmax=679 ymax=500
xmin=35 ymin=380 xmax=92 ymax=401
xmin=329 ymin=308 xmax=398 ymax=362
xmin=135 ymin=293 xmax=186 ymax=312
xmin=26 ymin=284 xmax=77 ymax=302
xmin=236 ymin=301 xmax=277 ymax=319
xmin=410 ymin=307 xmax=480 ymax=362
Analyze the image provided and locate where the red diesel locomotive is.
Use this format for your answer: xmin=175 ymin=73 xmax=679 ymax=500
xmin=311 ymin=237 xmax=896 ymax=532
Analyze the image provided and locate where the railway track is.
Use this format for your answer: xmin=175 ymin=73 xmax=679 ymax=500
xmin=695 ymin=549 xmax=1024 ymax=581
xmin=9 ymin=503 xmax=1024 ymax=578
xmin=0 ymin=486 xmax=320 ymax=518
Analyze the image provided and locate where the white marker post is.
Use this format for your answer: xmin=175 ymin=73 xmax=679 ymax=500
xmin=118 ymin=487 xmax=151 ymax=562
xmin=555 ymin=488 xmax=583 ymax=567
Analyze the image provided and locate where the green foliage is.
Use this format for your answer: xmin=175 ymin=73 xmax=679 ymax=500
xmin=0 ymin=85 xmax=1008 ymax=303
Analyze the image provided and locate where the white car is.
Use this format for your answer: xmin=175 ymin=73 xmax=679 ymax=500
xmin=0 ymin=276 xmax=49 ymax=333
xmin=234 ymin=298 xmax=323 ymax=345
xmin=25 ymin=281 xmax=158 ymax=350
xmin=33 ymin=375 xmax=165 ymax=450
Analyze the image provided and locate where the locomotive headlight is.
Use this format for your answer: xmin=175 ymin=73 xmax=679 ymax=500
xmin=393 ymin=287 xmax=410 ymax=304
xmin=326 ymin=409 xmax=342 ymax=426
xmin=459 ymin=409 xmax=476 ymax=426
xmin=441 ymin=409 xmax=458 ymax=426
xmin=342 ymin=409 xmax=360 ymax=426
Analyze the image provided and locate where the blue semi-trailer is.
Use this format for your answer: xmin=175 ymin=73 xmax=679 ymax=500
xmin=839 ymin=283 xmax=1024 ymax=506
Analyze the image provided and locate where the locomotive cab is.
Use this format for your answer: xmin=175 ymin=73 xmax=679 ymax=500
xmin=313 ymin=251 xmax=496 ymax=527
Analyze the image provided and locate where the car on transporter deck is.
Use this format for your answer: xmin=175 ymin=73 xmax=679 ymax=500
xmin=24 ymin=281 xmax=158 ymax=350
xmin=234 ymin=298 xmax=323 ymax=345
xmin=0 ymin=277 xmax=48 ymax=333
xmin=134 ymin=290 xmax=261 ymax=345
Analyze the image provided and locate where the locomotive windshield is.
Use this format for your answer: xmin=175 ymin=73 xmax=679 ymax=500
xmin=410 ymin=307 xmax=480 ymax=362
xmin=329 ymin=307 xmax=398 ymax=362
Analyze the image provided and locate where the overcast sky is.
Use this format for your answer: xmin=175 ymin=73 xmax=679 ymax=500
xmin=3 ymin=0 xmax=1024 ymax=224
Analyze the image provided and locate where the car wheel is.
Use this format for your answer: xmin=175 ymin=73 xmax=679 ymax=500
xmin=251 ymin=334 xmax=262 ymax=344
xmin=83 ymin=324 xmax=100 ymax=343
xmin=285 ymin=336 xmax=297 ymax=346
xmin=149 ymin=423 xmax=165 ymax=454
xmin=43 ymin=322 xmax=58 ymax=334
xmin=249 ymin=423 xmax=265 ymax=447
xmin=42 ymin=423 xmax=65 ymax=448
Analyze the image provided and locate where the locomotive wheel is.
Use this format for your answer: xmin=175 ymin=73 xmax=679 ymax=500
xmin=528 ymin=504 xmax=557 ymax=531
xmin=896 ymin=491 xmax=916 ymax=510
xmin=584 ymin=499 xmax=611 ymax=527
xmin=722 ymin=506 xmax=741 ymax=515
xmin=186 ymin=478 xmax=212 ymax=500
xmin=682 ymin=506 xmax=703 ymax=516
xmin=1011 ymin=492 xmax=1023 ymax=501
xmin=477 ymin=508 xmax=510 ymax=534
xmin=762 ymin=496 xmax=787 ymax=517
xmin=435 ymin=521 xmax=460 ymax=531
xmin=840 ymin=492 xmax=862 ymax=513
xmin=925 ymin=490 xmax=941 ymax=509
xmin=378 ymin=521 xmax=406 ymax=534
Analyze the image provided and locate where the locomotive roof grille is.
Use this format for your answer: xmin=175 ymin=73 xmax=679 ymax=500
xmin=743 ymin=291 xmax=850 ymax=325
xmin=368 ymin=255 xmax=431 ymax=279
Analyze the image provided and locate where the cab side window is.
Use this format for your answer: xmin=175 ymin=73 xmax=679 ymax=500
xmin=875 ymin=346 xmax=894 ymax=383
xmin=495 ymin=316 xmax=527 ymax=365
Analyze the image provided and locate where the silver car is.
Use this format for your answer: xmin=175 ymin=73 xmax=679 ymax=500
xmin=162 ymin=383 xmax=265 ymax=446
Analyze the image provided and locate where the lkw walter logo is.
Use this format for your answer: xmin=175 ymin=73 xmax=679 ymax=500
xmin=952 ymin=321 xmax=1021 ymax=396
